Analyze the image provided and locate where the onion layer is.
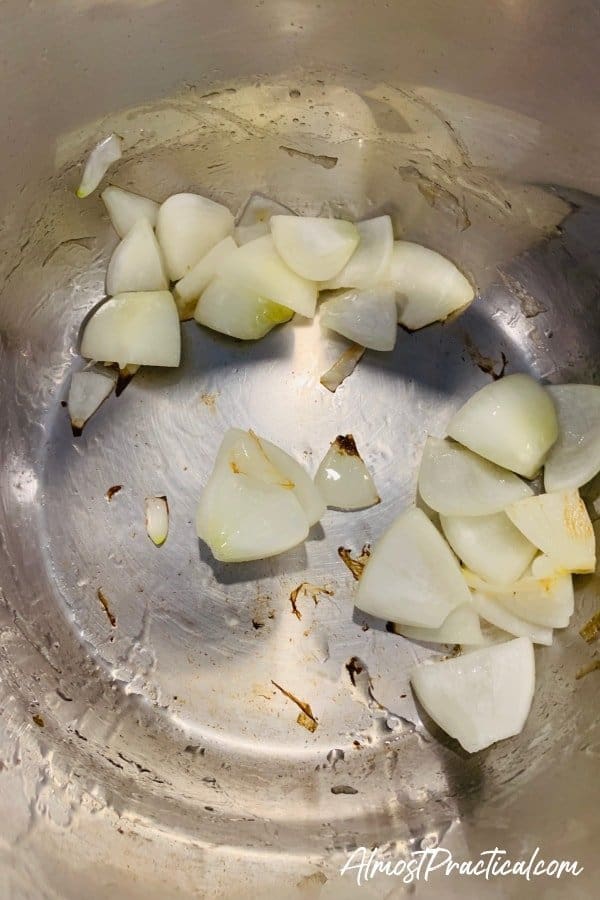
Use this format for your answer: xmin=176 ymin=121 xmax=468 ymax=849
xmin=440 ymin=512 xmax=536 ymax=585
xmin=106 ymin=219 xmax=168 ymax=296
xmin=543 ymin=384 xmax=600 ymax=492
xmin=271 ymin=215 xmax=359 ymax=281
xmin=321 ymin=216 xmax=394 ymax=290
xmin=156 ymin=193 xmax=234 ymax=281
xmin=319 ymin=286 xmax=397 ymax=351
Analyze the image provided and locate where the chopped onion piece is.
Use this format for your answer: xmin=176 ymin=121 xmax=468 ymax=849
xmin=463 ymin=568 xmax=574 ymax=629
xmin=543 ymin=384 xmax=600 ymax=492
xmin=356 ymin=507 xmax=471 ymax=627
xmin=156 ymin=193 xmax=234 ymax=281
xmin=530 ymin=554 xmax=566 ymax=578
xmin=440 ymin=512 xmax=536 ymax=585
xmin=174 ymin=237 xmax=237 ymax=320
xmin=321 ymin=216 xmax=394 ymax=290
xmin=77 ymin=134 xmax=123 ymax=198
xmin=271 ymin=215 xmax=359 ymax=281
xmin=145 ymin=496 xmax=169 ymax=546
xmin=196 ymin=430 xmax=310 ymax=562
xmin=470 ymin=591 xmax=553 ymax=645
xmin=314 ymin=435 xmax=379 ymax=510
xmin=235 ymin=194 xmax=293 ymax=245
xmin=101 ymin=186 xmax=159 ymax=238
xmin=447 ymin=374 xmax=558 ymax=478
xmin=418 ymin=437 xmax=533 ymax=516
xmin=216 ymin=235 xmax=317 ymax=318
xmin=506 ymin=489 xmax=596 ymax=573
xmin=389 ymin=241 xmax=474 ymax=330
xmin=320 ymin=344 xmax=365 ymax=392
xmin=67 ymin=368 xmax=117 ymax=432
xmin=194 ymin=276 xmax=292 ymax=340
xmin=396 ymin=603 xmax=484 ymax=645
xmin=411 ymin=637 xmax=535 ymax=753
xmin=319 ymin=286 xmax=397 ymax=351
xmin=250 ymin=431 xmax=325 ymax=526
xmin=106 ymin=219 xmax=168 ymax=296
xmin=80 ymin=291 xmax=181 ymax=369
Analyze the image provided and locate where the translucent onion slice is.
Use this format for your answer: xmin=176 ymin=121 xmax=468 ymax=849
xmin=314 ymin=435 xmax=379 ymax=511
xmin=321 ymin=216 xmax=394 ymax=290
xmin=77 ymin=134 xmax=123 ymax=198
xmin=145 ymin=496 xmax=169 ymax=546
xmin=156 ymin=193 xmax=234 ymax=281
xmin=440 ymin=512 xmax=537 ymax=585
xmin=106 ymin=219 xmax=168 ymax=296
xmin=67 ymin=368 xmax=117 ymax=432
xmin=235 ymin=194 xmax=293 ymax=245
xmin=389 ymin=241 xmax=475 ymax=330
xmin=320 ymin=344 xmax=365 ymax=393
xmin=250 ymin=432 xmax=326 ymax=526
xmin=196 ymin=430 xmax=309 ymax=562
xmin=174 ymin=237 xmax=237 ymax=320
xmin=411 ymin=637 xmax=535 ymax=753
xmin=80 ymin=291 xmax=181 ymax=369
xmin=396 ymin=603 xmax=484 ymax=645
xmin=462 ymin=568 xmax=574 ymax=629
xmin=543 ymin=384 xmax=600 ymax=492
xmin=101 ymin=186 xmax=159 ymax=238
xmin=215 ymin=235 xmax=317 ymax=318
xmin=447 ymin=374 xmax=558 ymax=478
xmin=270 ymin=215 xmax=359 ymax=281
xmin=506 ymin=489 xmax=596 ymax=573
xmin=418 ymin=437 xmax=533 ymax=516
xmin=194 ymin=276 xmax=292 ymax=340
xmin=356 ymin=507 xmax=471 ymax=627
xmin=319 ymin=286 xmax=397 ymax=351
xmin=470 ymin=591 xmax=553 ymax=645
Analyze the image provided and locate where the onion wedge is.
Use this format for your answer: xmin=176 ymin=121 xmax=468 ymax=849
xmin=418 ymin=437 xmax=533 ymax=516
xmin=321 ymin=216 xmax=394 ymax=290
xmin=77 ymin=134 xmax=123 ymax=198
xmin=235 ymin=194 xmax=293 ymax=245
xmin=356 ymin=507 xmax=471 ymax=627
xmin=447 ymin=374 xmax=558 ymax=478
xmin=320 ymin=344 xmax=365 ymax=393
xmin=80 ymin=291 xmax=181 ymax=369
xmin=270 ymin=216 xmax=359 ymax=281
xmin=145 ymin=496 xmax=169 ymax=546
xmin=215 ymin=235 xmax=317 ymax=318
xmin=390 ymin=241 xmax=475 ymax=330
xmin=156 ymin=193 xmax=234 ymax=280
xmin=470 ymin=591 xmax=553 ymax=645
xmin=106 ymin=219 xmax=168 ymax=295
xmin=319 ymin=286 xmax=397 ymax=351
xmin=440 ymin=512 xmax=536 ymax=585
xmin=101 ymin=186 xmax=159 ymax=238
xmin=410 ymin=637 xmax=535 ymax=753
xmin=67 ymin=368 xmax=117 ymax=433
xmin=196 ymin=430 xmax=310 ymax=562
xmin=396 ymin=603 xmax=484 ymax=645
xmin=543 ymin=384 xmax=600 ymax=492
xmin=314 ymin=435 xmax=379 ymax=510
xmin=174 ymin=237 xmax=237 ymax=320
xmin=194 ymin=276 xmax=293 ymax=340
xmin=506 ymin=489 xmax=595 ymax=573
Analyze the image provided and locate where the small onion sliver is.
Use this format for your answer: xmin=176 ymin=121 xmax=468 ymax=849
xmin=68 ymin=369 xmax=117 ymax=432
xmin=77 ymin=134 xmax=123 ymax=199
xmin=320 ymin=344 xmax=365 ymax=392
xmin=145 ymin=496 xmax=169 ymax=546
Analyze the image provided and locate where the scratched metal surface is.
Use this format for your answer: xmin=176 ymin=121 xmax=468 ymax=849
xmin=1 ymin=3 xmax=600 ymax=897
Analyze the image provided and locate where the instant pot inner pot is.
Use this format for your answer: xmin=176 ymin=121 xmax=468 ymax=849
xmin=1 ymin=77 xmax=599 ymax=865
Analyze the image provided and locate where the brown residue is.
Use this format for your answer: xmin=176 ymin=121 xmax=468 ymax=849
xmin=289 ymin=582 xmax=334 ymax=620
xmin=338 ymin=544 xmax=371 ymax=581
xmin=32 ymin=714 xmax=45 ymax=728
xmin=333 ymin=434 xmax=360 ymax=457
xmin=580 ymin=611 xmax=600 ymax=643
xmin=576 ymin=659 xmax=600 ymax=680
xmin=279 ymin=145 xmax=338 ymax=169
xmin=345 ymin=657 xmax=364 ymax=687
xmin=498 ymin=270 xmax=547 ymax=319
xmin=97 ymin=589 xmax=116 ymax=627
xmin=252 ymin=619 xmax=265 ymax=630
xmin=330 ymin=784 xmax=359 ymax=795
xmin=106 ymin=485 xmax=122 ymax=501
xmin=199 ymin=392 xmax=217 ymax=410
xmin=230 ymin=461 xmax=241 ymax=474
xmin=115 ymin=369 xmax=136 ymax=397
xmin=271 ymin=680 xmax=318 ymax=732
xmin=464 ymin=335 xmax=507 ymax=381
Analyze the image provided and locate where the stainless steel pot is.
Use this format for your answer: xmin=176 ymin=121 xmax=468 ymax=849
xmin=1 ymin=2 xmax=599 ymax=897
